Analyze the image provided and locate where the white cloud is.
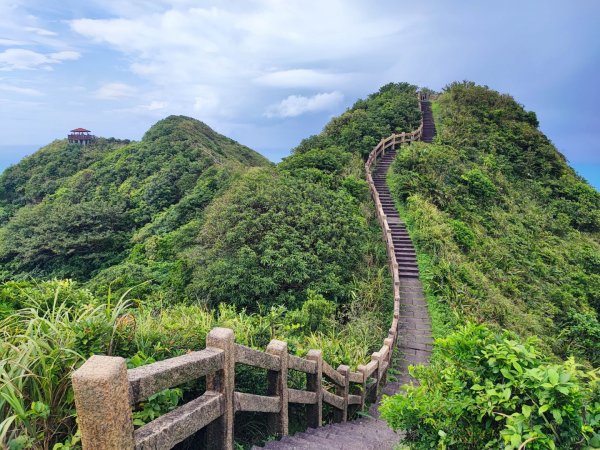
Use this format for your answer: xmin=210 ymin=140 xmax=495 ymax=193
xmin=265 ymin=91 xmax=343 ymax=118
xmin=142 ymin=100 xmax=167 ymax=111
xmin=51 ymin=51 xmax=80 ymax=61
xmin=69 ymin=1 xmax=412 ymax=119
xmin=255 ymin=69 xmax=352 ymax=89
xmin=0 ymin=48 xmax=80 ymax=70
xmin=95 ymin=82 xmax=136 ymax=99
xmin=0 ymin=38 xmax=29 ymax=46
xmin=25 ymin=27 xmax=58 ymax=37
xmin=0 ymin=85 xmax=43 ymax=96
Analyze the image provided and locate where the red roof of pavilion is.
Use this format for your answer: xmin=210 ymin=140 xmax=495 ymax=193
xmin=70 ymin=128 xmax=91 ymax=132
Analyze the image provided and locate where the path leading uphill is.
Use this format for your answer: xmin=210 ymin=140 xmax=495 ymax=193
xmin=255 ymin=101 xmax=437 ymax=449
xmin=421 ymin=100 xmax=437 ymax=143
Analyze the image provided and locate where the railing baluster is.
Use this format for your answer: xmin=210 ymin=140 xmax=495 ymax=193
xmin=357 ymin=364 xmax=367 ymax=409
xmin=206 ymin=328 xmax=235 ymax=450
xmin=306 ymin=349 xmax=323 ymax=428
xmin=266 ymin=339 xmax=289 ymax=438
xmin=72 ymin=356 xmax=135 ymax=450
xmin=334 ymin=365 xmax=350 ymax=422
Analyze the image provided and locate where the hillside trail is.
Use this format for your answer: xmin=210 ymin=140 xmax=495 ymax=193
xmin=253 ymin=101 xmax=436 ymax=449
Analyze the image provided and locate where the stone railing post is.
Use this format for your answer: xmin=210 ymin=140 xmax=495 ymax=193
xmin=266 ymin=339 xmax=288 ymax=437
xmin=72 ymin=355 xmax=135 ymax=450
xmin=382 ymin=339 xmax=394 ymax=385
xmin=334 ymin=365 xmax=349 ymax=423
xmin=306 ymin=349 xmax=323 ymax=428
xmin=206 ymin=328 xmax=235 ymax=450
xmin=357 ymin=364 xmax=367 ymax=409
xmin=369 ymin=353 xmax=382 ymax=403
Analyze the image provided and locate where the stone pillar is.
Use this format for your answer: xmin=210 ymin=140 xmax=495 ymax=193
xmin=369 ymin=352 xmax=382 ymax=403
xmin=266 ymin=339 xmax=288 ymax=437
xmin=306 ymin=349 xmax=323 ymax=428
xmin=382 ymin=339 xmax=394 ymax=385
xmin=71 ymin=355 xmax=135 ymax=450
xmin=206 ymin=328 xmax=235 ymax=450
xmin=334 ymin=365 xmax=349 ymax=423
xmin=357 ymin=364 xmax=367 ymax=409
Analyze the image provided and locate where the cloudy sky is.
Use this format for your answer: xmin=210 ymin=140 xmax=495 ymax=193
xmin=0 ymin=0 xmax=599 ymax=186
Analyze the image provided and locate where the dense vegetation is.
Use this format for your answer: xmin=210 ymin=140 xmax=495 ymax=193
xmin=389 ymin=82 xmax=600 ymax=364
xmin=0 ymin=117 xmax=269 ymax=280
xmin=0 ymin=83 xmax=421 ymax=449
xmin=382 ymin=82 xmax=600 ymax=448
xmin=2 ymin=80 xmax=598 ymax=449
xmin=381 ymin=323 xmax=600 ymax=449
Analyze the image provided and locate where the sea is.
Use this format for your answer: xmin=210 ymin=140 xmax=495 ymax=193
xmin=0 ymin=145 xmax=42 ymax=174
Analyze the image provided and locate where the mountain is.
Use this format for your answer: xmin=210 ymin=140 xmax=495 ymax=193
xmin=0 ymin=116 xmax=270 ymax=281
xmin=388 ymin=81 xmax=600 ymax=365
xmin=1 ymin=82 xmax=598 ymax=450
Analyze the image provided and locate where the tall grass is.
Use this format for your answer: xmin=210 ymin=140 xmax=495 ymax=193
xmin=0 ymin=281 xmax=130 ymax=450
xmin=0 ymin=262 xmax=392 ymax=449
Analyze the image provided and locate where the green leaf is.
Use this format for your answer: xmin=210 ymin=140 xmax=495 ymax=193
xmin=551 ymin=409 xmax=563 ymax=425
xmin=522 ymin=404 xmax=532 ymax=418
xmin=539 ymin=404 xmax=550 ymax=414
xmin=548 ymin=368 xmax=559 ymax=385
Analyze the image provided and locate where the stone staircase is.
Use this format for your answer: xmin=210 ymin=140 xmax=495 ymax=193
xmin=253 ymin=147 xmax=432 ymax=449
xmin=420 ymin=100 xmax=437 ymax=143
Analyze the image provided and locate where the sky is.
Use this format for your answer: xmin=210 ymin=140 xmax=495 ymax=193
xmin=0 ymin=0 xmax=599 ymax=187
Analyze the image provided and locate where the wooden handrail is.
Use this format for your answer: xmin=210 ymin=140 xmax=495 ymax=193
xmin=71 ymin=92 xmax=428 ymax=450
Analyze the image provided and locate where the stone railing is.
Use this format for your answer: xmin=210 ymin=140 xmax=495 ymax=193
xmin=72 ymin=328 xmax=394 ymax=450
xmin=71 ymin=94 xmax=427 ymax=450
xmin=364 ymin=99 xmax=425 ymax=317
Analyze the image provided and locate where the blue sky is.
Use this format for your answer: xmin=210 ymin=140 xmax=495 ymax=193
xmin=0 ymin=0 xmax=599 ymax=188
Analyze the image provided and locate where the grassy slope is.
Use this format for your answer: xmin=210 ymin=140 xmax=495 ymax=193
xmin=388 ymin=82 xmax=600 ymax=365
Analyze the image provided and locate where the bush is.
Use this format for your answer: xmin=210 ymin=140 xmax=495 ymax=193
xmin=450 ymin=219 xmax=476 ymax=251
xmin=188 ymin=168 xmax=367 ymax=310
xmin=380 ymin=323 xmax=600 ymax=449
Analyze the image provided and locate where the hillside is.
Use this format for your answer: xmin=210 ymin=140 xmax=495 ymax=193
xmin=0 ymin=116 xmax=270 ymax=281
xmin=1 ymin=82 xmax=598 ymax=449
xmin=388 ymin=82 xmax=600 ymax=365
xmin=0 ymin=83 xmax=421 ymax=448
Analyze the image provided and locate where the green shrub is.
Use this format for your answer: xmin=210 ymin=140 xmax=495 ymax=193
xmin=188 ymin=168 xmax=368 ymax=310
xmin=461 ymin=168 xmax=497 ymax=203
xmin=450 ymin=219 xmax=476 ymax=251
xmin=342 ymin=176 xmax=370 ymax=201
xmin=557 ymin=309 xmax=600 ymax=366
xmin=380 ymin=323 xmax=600 ymax=449
xmin=279 ymin=146 xmax=350 ymax=175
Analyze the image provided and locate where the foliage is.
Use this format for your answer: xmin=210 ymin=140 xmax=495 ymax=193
xmin=187 ymin=167 xmax=368 ymax=310
xmin=0 ymin=280 xmax=130 ymax=450
xmin=380 ymin=323 xmax=600 ymax=449
xmin=388 ymin=82 xmax=600 ymax=364
xmin=0 ymin=272 xmax=390 ymax=448
xmin=294 ymin=82 xmax=421 ymax=158
xmin=0 ymin=117 xmax=269 ymax=281
xmin=127 ymin=353 xmax=183 ymax=427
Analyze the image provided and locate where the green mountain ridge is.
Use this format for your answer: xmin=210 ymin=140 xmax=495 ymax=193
xmin=389 ymin=82 xmax=600 ymax=363
xmin=0 ymin=115 xmax=270 ymax=281
xmin=1 ymin=82 xmax=599 ymax=449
